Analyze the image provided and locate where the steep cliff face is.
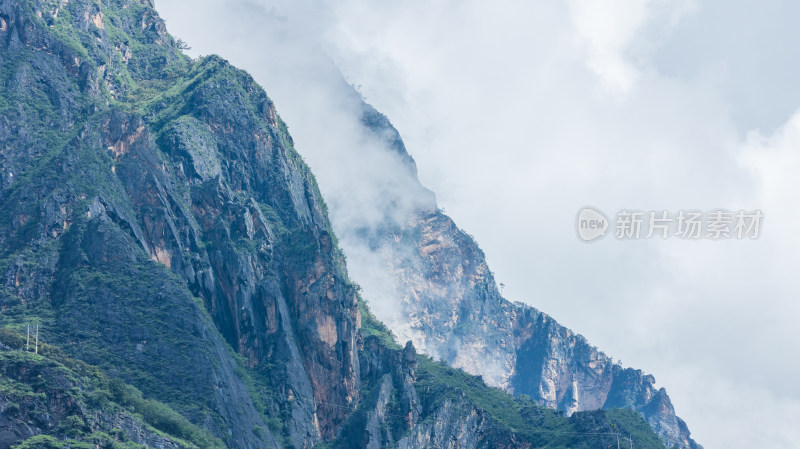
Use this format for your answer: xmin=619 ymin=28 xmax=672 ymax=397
xmin=513 ymin=309 xmax=698 ymax=449
xmin=0 ymin=1 xmax=358 ymax=447
xmin=341 ymin=105 xmax=702 ymax=449
xmin=0 ymin=1 xmax=677 ymax=449
xmin=332 ymin=315 xmax=668 ymax=449
xmin=357 ymin=210 xmax=518 ymax=390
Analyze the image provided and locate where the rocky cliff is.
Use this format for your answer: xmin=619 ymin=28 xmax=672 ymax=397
xmin=0 ymin=0 xmax=357 ymax=447
xmin=339 ymin=99 xmax=702 ymax=449
xmin=0 ymin=1 xmax=674 ymax=448
xmin=333 ymin=312 xmax=668 ymax=449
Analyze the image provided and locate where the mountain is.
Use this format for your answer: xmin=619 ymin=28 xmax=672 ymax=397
xmin=336 ymin=79 xmax=702 ymax=449
xmin=0 ymin=1 xmax=667 ymax=449
xmin=0 ymin=331 xmax=224 ymax=449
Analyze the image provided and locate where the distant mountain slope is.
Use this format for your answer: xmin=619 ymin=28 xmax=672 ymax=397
xmin=338 ymin=102 xmax=702 ymax=449
xmin=333 ymin=306 xmax=668 ymax=449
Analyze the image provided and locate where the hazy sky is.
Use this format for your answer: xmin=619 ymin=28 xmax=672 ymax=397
xmin=155 ymin=1 xmax=800 ymax=447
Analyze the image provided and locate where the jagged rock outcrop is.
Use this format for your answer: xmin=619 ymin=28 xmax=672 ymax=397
xmin=337 ymin=334 xmax=535 ymax=449
xmin=336 ymin=100 xmax=702 ymax=449
xmin=513 ymin=308 xmax=697 ymax=449
xmin=334 ymin=328 xmax=666 ymax=449
xmin=0 ymin=1 xmax=358 ymax=447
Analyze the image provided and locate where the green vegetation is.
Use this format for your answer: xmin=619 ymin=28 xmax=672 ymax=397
xmin=358 ymin=296 xmax=400 ymax=349
xmin=605 ymin=409 xmax=670 ymax=449
xmin=13 ymin=434 xmax=137 ymax=449
xmin=106 ymin=379 xmax=223 ymax=449
xmin=227 ymin=351 xmax=293 ymax=449
xmin=0 ymin=330 xmax=222 ymax=449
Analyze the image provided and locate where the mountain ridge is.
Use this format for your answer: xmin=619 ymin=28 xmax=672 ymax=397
xmin=345 ymin=94 xmax=702 ymax=449
xmin=0 ymin=0 xmax=680 ymax=448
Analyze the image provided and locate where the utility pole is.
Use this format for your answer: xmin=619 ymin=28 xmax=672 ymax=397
xmin=26 ymin=324 xmax=30 ymax=351
xmin=34 ymin=324 xmax=39 ymax=354
xmin=616 ymin=434 xmax=620 ymax=449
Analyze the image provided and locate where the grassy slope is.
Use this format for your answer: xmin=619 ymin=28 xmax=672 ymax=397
xmin=0 ymin=329 xmax=222 ymax=449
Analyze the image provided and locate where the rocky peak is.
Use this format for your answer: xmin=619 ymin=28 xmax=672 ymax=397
xmin=402 ymin=340 xmax=418 ymax=375
xmin=335 ymin=89 xmax=702 ymax=449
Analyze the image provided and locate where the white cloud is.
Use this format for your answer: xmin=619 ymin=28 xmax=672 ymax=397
xmin=663 ymin=362 xmax=800 ymax=449
xmin=567 ymin=0 xmax=649 ymax=92
xmin=566 ymin=0 xmax=697 ymax=93
xmin=741 ymin=111 xmax=800 ymax=252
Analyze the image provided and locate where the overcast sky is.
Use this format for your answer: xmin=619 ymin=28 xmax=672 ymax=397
xmin=155 ymin=1 xmax=800 ymax=447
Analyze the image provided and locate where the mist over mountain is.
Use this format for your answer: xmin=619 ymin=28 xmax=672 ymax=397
xmin=153 ymin=2 xmax=800 ymax=448
xmin=0 ymin=1 xmax=672 ymax=449
xmin=146 ymin=0 xmax=703 ymax=448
